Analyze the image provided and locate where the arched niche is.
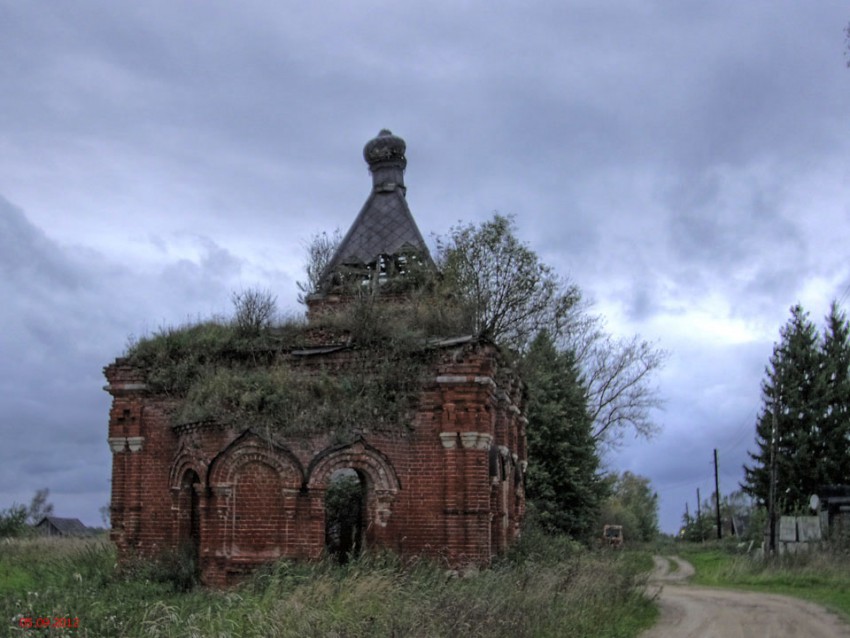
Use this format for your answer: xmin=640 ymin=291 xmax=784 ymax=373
xmin=207 ymin=431 xmax=304 ymax=558
xmin=307 ymin=441 xmax=401 ymax=547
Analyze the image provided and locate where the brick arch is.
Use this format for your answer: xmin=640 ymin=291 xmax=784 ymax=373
xmin=169 ymin=443 xmax=208 ymax=536
xmin=207 ymin=431 xmax=305 ymax=563
xmin=306 ymin=440 xmax=400 ymax=493
xmin=307 ymin=440 xmax=400 ymax=533
xmin=208 ymin=431 xmax=304 ymax=489
xmin=169 ymin=449 xmax=208 ymax=492
xmin=168 ymin=444 xmax=206 ymax=571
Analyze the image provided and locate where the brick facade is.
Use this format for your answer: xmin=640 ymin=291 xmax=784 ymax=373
xmin=105 ymin=342 xmax=527 ymax=585
xmin=104 ymin=130 xmax=527 ymax=585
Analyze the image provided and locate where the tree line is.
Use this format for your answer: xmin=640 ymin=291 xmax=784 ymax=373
xmin=743 ymin=302 xmax=850 ymax=513
xmin=679 ymin=489 xmax=759 ymax=542
xmin=0 ymin=488 xmax=54 ymax=537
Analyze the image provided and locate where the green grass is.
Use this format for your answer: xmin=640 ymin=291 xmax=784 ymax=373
xmin=0 ymin=562 xmax=35 ymax=595
xmin=679 ymin=543 xmax=850 ymax=619
xmin=122 ymin=294 xmax=470 ymax=438
xmin=0 ymin=535 xmax=658 ymax=638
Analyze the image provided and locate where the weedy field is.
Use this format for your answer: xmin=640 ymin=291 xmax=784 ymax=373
xmin=1 ymin=530 xmax=657 ymax=638
xmin=679 ymin=540 xmax=850 ymax=620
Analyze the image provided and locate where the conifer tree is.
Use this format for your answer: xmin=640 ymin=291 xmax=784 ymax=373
xmin=523 ymin=331 xmax=606 ymax=540
xmin=743 ymin=305 xmax=826 ymax=511
xmin=820 ymin=301 xmax=850 ymax=484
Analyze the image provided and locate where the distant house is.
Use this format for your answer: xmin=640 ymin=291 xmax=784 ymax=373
xmin=34 ymin=516 xmax=90 ymax=537
xmin=817 ymin=485 xmax=850 ymax=534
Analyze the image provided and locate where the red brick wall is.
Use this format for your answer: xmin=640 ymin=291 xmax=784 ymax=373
xmin=233 ymin=462 xmax=284 ymax=554
xmin=104 ymin=341 xmax=527 ymax=585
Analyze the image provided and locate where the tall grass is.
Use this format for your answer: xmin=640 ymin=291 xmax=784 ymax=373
xmin=1 ymin=534 xmax=657 ymax=637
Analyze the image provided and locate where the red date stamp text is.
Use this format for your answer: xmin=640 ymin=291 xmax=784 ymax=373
xmin=17 ymin=616 xmax=80 ymax=629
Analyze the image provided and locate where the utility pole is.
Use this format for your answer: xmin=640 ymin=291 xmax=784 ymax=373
xmin=768 ymin=387 xmax=779 ymax=555
xmin=696 ymin=488 xmax=702 ymax=541
xmin=714 ymin=448 xmax=722 ymax=540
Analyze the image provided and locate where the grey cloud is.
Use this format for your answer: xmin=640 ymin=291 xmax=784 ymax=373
xmin=1 ymin=1 xmax=848 ymax=534
xmin=0 ymin=197 xmax=293 ymax=524
xmin=0 ymin=197 xmax=83 ymax=290
xmin=665 ymin=170 xmax=802 ymax=270
xmin=626 ymin=285 xmax=658 ymax=323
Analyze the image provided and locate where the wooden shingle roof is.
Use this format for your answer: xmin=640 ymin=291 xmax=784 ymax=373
xmin=35 ymin=516 xmax=89 ymax=535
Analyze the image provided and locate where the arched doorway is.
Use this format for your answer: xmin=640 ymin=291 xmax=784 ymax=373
xmin=178 ymin=469 xmax=201 ymax=575
xmin=324 ymin=469 xmax=365 ymax=563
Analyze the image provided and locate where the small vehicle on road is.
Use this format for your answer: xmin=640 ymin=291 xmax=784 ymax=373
xmin=603 ymin=524 xmax=624 ymax=548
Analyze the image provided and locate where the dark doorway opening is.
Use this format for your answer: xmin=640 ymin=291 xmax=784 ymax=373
xmin=324 ymin=469 xmax=365 ymax=563
xmin=179 ymin=470 xmax=201 ymax=582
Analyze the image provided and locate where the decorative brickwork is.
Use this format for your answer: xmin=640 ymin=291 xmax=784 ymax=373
xmin=104 ymin=131 xmax=527 ymax=585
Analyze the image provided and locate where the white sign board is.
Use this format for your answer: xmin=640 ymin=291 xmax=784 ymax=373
xmin=779 ymin=516 xmax=797 ymax=542
xmin=796 ymin=516 xmax=821 ymax=542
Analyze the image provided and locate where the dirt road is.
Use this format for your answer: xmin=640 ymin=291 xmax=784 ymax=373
xmin=640 ymin=555 xmax=850 ymax=638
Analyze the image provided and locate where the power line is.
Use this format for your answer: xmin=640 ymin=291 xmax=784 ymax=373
xmin=654 ymin=467 xmax=716 ymax=493
xmin=652 ymin=412 xmax=758 ymax=494
xmin=838 ymin=281 xmax=850 ymax=307
xmin=718 ymin=410 xmax=757 ymax=458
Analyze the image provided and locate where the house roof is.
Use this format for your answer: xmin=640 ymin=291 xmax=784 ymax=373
xmin=36 ymin=516 xmax=89 ymax=535
xmin=319 ymin=130 xmax=434 ymax=289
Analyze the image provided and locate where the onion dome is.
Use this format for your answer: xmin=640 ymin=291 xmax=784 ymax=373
xmin=363 ymin=129 xmax=407 ymax=193
xmin=363 ymin=129 xmax=407 ymax=170
xmin=314 ymin=129 xmax=434 ymax=292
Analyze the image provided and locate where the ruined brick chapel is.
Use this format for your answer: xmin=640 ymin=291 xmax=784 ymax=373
xmin=104 ymin=130 xmax=528 ymax=585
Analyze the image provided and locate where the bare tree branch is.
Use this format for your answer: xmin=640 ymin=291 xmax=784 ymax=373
xmin=232 ymin=288 xmax=278 ymax=334
xmin=565 ymin=323 xmax=667 ymax=447
xmin=436 ymin=214 xmax=666 ymax=446
xmin=297 ymin=229 xmax=343 ymax=303
xmin=27 ymin=488 xmax=54 ymax=525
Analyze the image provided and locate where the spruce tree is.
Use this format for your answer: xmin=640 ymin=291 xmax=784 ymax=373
xmin=743 ymin=305 xmax=825 ymax=511
xmin=821 ymin=301 xmax=850 ymax=484
xmin=522 ymin=331 xmax=606 ymax=540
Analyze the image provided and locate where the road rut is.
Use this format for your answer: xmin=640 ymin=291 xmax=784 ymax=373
xmin=640 ymin=555 xmax=850 ymax=638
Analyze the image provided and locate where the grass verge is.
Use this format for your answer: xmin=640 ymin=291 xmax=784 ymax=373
xmin=1 ymin=535 xmax=657 ymax=638
xmin=679 ymin=542 xmax=850 ymax=619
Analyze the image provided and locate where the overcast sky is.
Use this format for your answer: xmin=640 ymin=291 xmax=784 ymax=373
xmin=1 ymin=1 xmax=848 ymax=533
